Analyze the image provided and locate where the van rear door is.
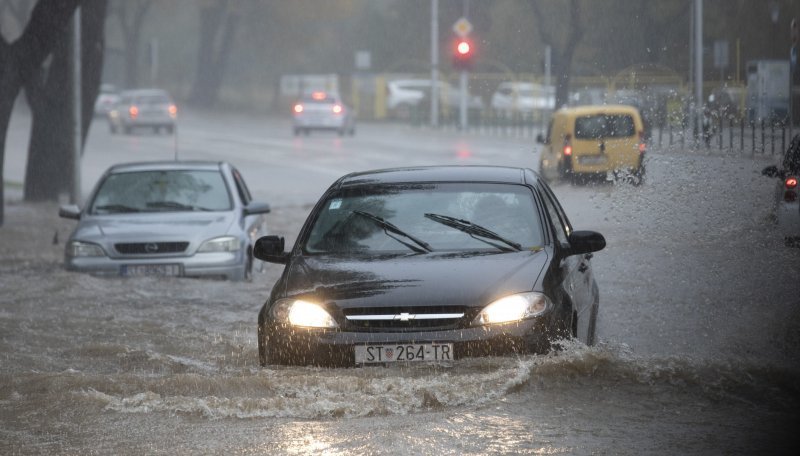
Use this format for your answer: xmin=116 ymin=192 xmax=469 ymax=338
xmin=572 ymin=113 xmax=639 ymax=172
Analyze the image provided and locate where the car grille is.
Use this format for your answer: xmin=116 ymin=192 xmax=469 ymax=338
xmin=114 ymin=242 xmax=189 ymax=255
xmin=342 ymin=305 xmax=468 ymax=331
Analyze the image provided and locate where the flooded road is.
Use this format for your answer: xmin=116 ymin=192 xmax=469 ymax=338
xmin=2 ymin=120 xmax=800 ymax=454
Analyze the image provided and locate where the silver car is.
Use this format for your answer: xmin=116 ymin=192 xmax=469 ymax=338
xmin=108 ymin=89 xmax=177 ymax=134
xmin=292 ymin=92 xmax=355 ymax=136
xmin=58 ymin=161 xmax=271 ymax=281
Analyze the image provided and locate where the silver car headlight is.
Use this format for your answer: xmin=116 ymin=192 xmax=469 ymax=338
xmin=271 ymin=299 xmax=338 ymax=329
xmin=66 ymin=241 xmax=106 ymax=257
xmin=472 ymin=292 xmax=551 ymax=325
xmin=197 ymin=236 xmax=240 ymax=253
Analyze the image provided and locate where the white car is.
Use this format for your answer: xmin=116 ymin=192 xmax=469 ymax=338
xmin=386 ymin=79 xmax=483 ymax=119
xmin=762 ymin=134 xmax=800 ymax=246
xmin=93 ymin=84 xmax=120 ymax=117
xmin=490 ymin=82 xmax=555 ymax=114
xmin=292 ymin=92 xmax=356 ymax=136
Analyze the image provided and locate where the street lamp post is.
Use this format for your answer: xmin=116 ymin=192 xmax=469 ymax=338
xmin=771 ymin=2 xmax=780 ymax=58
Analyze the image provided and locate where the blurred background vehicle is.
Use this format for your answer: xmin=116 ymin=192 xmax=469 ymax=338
xmin=762 ymin=134 xmax=800 ymax=246
xmin=108 ymin=88 xmax=177 ymax=135
xmin=490 ymin=81 xmax=555 ymax=114
xmin=292 ymin=91 xmax=356 ymax=136
xmin=93 ymin=83 xmax=120 ymax=117
xmin=386 ymin=78 xmax=483 ymax=119
xmin=58 ymin=160 xmax=272 ymax=281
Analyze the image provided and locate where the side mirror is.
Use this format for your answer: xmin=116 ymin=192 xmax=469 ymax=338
xmin=253 ymin=235 xmax=288 ymax=264
xmin=567 ymin=230 xmax=606 ymax=256
xmin=761 ymin=165 xmax=782 ymax=178
xmin=58 ymin=204 xmax=81 ymax=220
xmin=536 ymin=133 xmax=545 ymax=144
xmin=244 ymin=201 xmax=271 ymax=216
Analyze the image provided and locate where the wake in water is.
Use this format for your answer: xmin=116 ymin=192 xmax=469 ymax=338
xmin=75 ymin=339 xmax=800 ymax=420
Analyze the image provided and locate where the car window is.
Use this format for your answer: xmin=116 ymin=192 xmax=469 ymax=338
xmin=231 ymin=167 xmax=252 ymax=205
xmin=90 ymin=170 xmax=233 ymax=214
xmin=135 ymin=95 xmax=171 ymax=105
xmin=303 ymin=183 xmax=543 ymax=254
xmin=538 ymin=183 xmax=572 ymax=246
xmin=574 ymin=114 xmax=635 ymax=139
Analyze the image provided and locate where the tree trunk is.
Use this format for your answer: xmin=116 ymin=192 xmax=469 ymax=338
xmin=0 ymin=0 xmax=80 ymax=226
xmin=23 ymin=0 xmax=107 ymax=202
xmin=189 ymin=1 xmax=238 ymax=107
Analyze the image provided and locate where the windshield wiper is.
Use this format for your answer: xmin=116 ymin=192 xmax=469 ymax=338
xmin=94 ymin=204 xmax=141 ymax=213
xmin=424 ymin=213 xmax=522 ymax=252
xmin=145 ymin=201 xmax=212 ymax=211
xmin=351 ymin=210 xmax=433 ymax=254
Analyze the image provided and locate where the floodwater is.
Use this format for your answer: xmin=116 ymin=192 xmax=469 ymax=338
xmin=1 ymin=151 xmax=799 ymax=455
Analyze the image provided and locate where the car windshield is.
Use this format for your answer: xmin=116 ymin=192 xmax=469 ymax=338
xmin=89 ymin=169 xmax=232 ymax=214
xmin=574 ymin=114 xmax=635 ymax=139
xmin=303 ymin=183 xmax=543 ymax=255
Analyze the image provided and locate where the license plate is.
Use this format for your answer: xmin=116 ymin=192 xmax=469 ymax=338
xmin=354 ymin=343 xmax=454 ymax=364
xmin=121 ymin=264 xmax=181 ymax=277
xmin=579 ymin=155 xmax=607 ymax=165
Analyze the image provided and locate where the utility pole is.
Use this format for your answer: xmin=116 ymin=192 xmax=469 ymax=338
xmin=694 ymin=0 xmax=703 ymax=142
xmin=430 ymin=0 xmax=439 ymax=128
xmin=71 ymin=7 xmax=82 ymax=205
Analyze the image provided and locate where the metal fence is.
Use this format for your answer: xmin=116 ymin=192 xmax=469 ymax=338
xmin=408 ymin=105 xmax=795 ymax=157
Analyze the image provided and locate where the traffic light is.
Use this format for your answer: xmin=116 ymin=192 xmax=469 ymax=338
xmin=452 ymin=37 xmax=474 ymax=71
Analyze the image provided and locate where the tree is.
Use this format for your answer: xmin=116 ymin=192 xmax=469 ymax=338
xmin=530 ymin=0 xmax=584 ymax=109
xmin=0 ymin=0 xmax=80 ymax=226
xmin=188 ymin=0 xmax=240 ymax=107
xmin=108 ymin=0 xmax=152 ymax=89
xmin=23 ymin=0 xmax=107 ymax=202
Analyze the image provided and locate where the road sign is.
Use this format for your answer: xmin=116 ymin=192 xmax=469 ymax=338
xmin=452 ymin=17 xmax=472 ymax=37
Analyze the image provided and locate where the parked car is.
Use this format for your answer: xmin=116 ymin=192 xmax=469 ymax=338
xmin=254 ymin=165 xmax=605 ymax=366
xmin=58 ymin=161 xmax=272 ymax=281
xmin=292 ymin=91 xmax=355 ymax=136
xmin=93 ymin=83 xmax=120 ymax=117
xmin=762 ymin=134 xmax=800 ymax=246
xmin=490 ymin=81 xmax=555 ymax=114
xmin=537 ymin=104 xmax=647 ymax=185
xmin=108 ymin=89 xmax=177 ymax=135
xmin=386 ymin=78 xmax=483 ymax=119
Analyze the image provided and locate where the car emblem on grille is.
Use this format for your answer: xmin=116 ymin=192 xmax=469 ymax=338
xmin=394 ymin=312 xmax=415 ymax=321
xmin=145 ymin=243 xmax=159 ymax=253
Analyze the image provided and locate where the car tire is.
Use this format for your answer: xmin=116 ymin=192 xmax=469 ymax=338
xmin=258 ymin=328 xmax=289 ymax=367
xmin=586 ymin=300 xmax=599 ymax=346
xmin=244 ymin=251 xmax=253 ymax=283
xmin=109 ymin=124 xmax=118 ymax=134
xmin=124 ymin=126 xmax=133 ymax=135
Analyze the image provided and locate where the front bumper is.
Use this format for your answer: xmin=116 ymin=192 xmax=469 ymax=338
xmin=262 ymin=315 xmax=557 ymax=366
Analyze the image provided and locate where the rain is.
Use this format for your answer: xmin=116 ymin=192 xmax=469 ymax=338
xmin=2 ymin=1 xmax=800 ymax=454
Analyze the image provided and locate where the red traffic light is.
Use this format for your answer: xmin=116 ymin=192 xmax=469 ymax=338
xmin=452 ymin=38 xmax=474 ymax=70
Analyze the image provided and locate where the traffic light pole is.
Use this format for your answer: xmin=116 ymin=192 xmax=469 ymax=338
xmin=459 ymin=70 xmax=468 ymax=130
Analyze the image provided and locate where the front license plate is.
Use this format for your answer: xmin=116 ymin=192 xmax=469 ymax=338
xmin=579 ymin=155 xmax=607 ymax=165
xmin=121 ymin=264 xmax=181 ymax=277
xmin=354 ymin=343 xmax=454 ymax=364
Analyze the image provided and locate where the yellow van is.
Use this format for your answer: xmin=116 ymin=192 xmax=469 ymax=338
xmin=537 ymin=105 xmax=646 ymax=185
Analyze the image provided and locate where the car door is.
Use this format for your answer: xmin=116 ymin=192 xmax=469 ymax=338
xmin=538 ymin=182 xmax=596 ymax=341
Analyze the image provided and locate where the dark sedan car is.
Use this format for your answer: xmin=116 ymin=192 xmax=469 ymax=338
xmin=255 ymin=166 xmax=605 ymax=366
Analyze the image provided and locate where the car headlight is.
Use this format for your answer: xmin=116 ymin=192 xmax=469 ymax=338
xmin=271 ymin=299 xmax=338 ymax=329
xmin=473 ymin=292 xmax=551 ymax=325
xmin=66 ymin=241 xmax=106 ymax=257
xmin=197 ymin=236 xmax=240 ymax=253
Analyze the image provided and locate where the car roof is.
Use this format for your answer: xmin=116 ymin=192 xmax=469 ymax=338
xmin=106 ymin=161 xmax=227 ymax=174
xmin=554 ymin=104 xmax=641 ymax=117
xmin=332 ymin=166 xmax=536 ymax=188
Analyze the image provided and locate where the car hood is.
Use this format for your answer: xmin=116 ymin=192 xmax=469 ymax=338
xmin=71 ymin=212 xmax=236 ymax=246
xmin=281 ymin=250 xmax=548 ymax=310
